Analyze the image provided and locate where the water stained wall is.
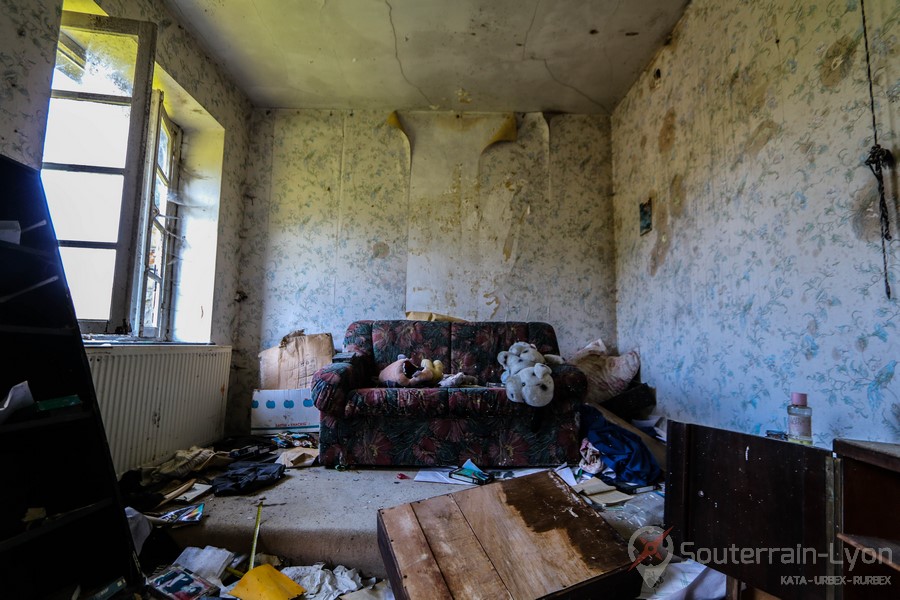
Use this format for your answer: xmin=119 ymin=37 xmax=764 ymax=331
xmin=232 ymin=110 xmax=617 ymax=421
xmin=612 ymin=0 xmax=900 ymax=444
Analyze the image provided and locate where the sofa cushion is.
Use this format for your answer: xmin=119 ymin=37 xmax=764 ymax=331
xmin=370 ymin=320 xmax=451 ymax=373
xmin=344 ymin=320 xmax=561 ymax=383
xmin=449 ymin=321 xmax=559 ymax=382
xmin=344 ymin=386 xmax=579 ymax=418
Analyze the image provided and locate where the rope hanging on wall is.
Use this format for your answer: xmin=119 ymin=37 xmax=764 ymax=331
xmin=860 ymin=0 xmax=895 ymax=299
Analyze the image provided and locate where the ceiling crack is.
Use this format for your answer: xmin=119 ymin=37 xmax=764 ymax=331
xmin=521 ymin=0 xmax=541 ymax=60
xmin=384 ymin=0 xmax=434 ymax=107
xmin=542 ymin=59 xmax=609 ymax=113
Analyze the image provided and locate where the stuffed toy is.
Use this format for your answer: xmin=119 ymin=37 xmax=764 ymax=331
xmin=420 ymin=358 xmax=445 ymax=381
xmin=505 ymin=363 xmax=554 ymax=407
xmin=498 ymin=342 xmax=543 ymax=383
xmin=378 ymin=356 xmax=444 ymax=387
xmin=497 ymin=342 xmax=564 ymax=383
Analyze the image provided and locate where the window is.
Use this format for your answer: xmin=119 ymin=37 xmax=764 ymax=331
xmin=137 ymin=96 xmax=182 ymax=338
xmin=42 ymin=12 xmax=158 ymax=335
xmin=43 ymin=8 xmax=224 ymax=343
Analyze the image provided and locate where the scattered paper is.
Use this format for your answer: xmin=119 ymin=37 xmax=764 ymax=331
xmin=413 ymin=467 xmax=461 ymax=485
xmin=154 ymin=479 xmax=199 ymax=509
xmin=125 ymin=507 xmax=152 ymax=554
xmin=147 ymin=564 xmax=218 ymax=600
xmin=573 ymin=477 xmax=616 ymax=496
xmin=148 ymin=503 xmax=205 ymax=527
xmin=276 ymin=447 xmax=319 ymax=468
xmin=175 ymin=483 xmax=213 ymax=503
xmin=584 ymin=489 xmax=633 ymax=506
xmin=281 ymin=563 xmax=363 ymax=600
xmin=175 ymin=545 xmax=235 ymax=590
xmin=552 ymin=464 xmax=578 ymax=486
xmin=340 ymin=580 xmax=394 ymax=600
xmin=638 ymin=558 xmax=726 ymax=600
xmin=414 ymin=463 xmax=576 ymax=486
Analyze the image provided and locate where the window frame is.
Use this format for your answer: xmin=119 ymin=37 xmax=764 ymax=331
xmin=136 ymin=96 xmax=183 ymax=339
xmin=42 ymin=11 xmax=157 ymax=335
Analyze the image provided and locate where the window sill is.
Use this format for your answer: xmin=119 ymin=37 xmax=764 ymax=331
xmin=81 ymin=336 xmax=213 ymax=347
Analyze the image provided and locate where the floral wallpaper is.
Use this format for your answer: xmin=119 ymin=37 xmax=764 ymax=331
xmin=14 ymin=0 xmax=886 ymax=446
xmin=232 ymin=110 xmax=618 ymax=428
xmin=612 ymin=0 xmax=900 ymax=444
xmin=0 ymin=0 xmax=61 ymax=168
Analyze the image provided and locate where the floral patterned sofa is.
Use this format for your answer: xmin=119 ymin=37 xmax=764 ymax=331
xmin=311 ymin=320 xmax=587 ymax=468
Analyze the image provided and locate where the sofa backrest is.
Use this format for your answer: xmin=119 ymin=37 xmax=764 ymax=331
xmin=343 ymin=320 xmax=559 ymax=383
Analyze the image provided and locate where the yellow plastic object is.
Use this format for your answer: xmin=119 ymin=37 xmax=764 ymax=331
xmin=230 ymin=564 xmax=305 ymax=600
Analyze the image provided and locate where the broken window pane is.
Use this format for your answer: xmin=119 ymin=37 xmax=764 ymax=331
xmin=51 ymin=27 xmax=138 ymax=97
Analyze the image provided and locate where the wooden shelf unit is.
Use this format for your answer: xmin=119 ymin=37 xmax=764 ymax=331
xmin=835 ymin=439 xmax=900 ymax=598
xmin=0 ymin=154 xmax=141 ymax=598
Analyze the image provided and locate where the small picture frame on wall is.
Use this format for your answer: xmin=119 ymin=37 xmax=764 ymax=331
xmin=639 ymin=199 xmax=652 ymax=235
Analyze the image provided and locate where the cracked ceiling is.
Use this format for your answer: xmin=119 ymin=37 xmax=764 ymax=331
xmin=163 ymin=0 xmax=689 ymax=114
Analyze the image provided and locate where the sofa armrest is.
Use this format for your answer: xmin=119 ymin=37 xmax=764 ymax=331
xmin=312 ymin=361 xmax=364 ymax=416
xmin=550 ymin=363 xmax=588 ymax=403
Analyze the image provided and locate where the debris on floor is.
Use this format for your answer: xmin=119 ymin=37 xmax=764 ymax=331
xmin=212 ymin=462 xmax=286 ymax=497
xmin=412 ymin=461 xmax=577 ymax=486
xmin=114 ymin=432 xmax=412 ymax=600
xmin=141 ymin=541 xmax=392 ymax=600
xmin=146 ymin=503 xmax=206 ymax=528
xmin=230 ymin=564 xmax=306 ymax=600
xmin=275 ymin=446 xmax=319 ymax=468
xmin=147 ymin=563 xmax=218 ymax=599
xmin=174 ymin=545 xmax=235 ymax=590
xmin=280 ymin=563 xmax=372 ymax=600
xmin=340 ymin=580 xmax=394 ymax=600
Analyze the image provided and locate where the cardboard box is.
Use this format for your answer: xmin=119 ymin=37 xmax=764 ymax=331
xmin=251 ymin=389 xmax=319 ymax=433
xmin=259 ymin=331 xmax=334 ymax=390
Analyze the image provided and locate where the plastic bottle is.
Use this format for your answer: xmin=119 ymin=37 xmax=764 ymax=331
xmin=787 ymin=392 xmax=812 ymax=445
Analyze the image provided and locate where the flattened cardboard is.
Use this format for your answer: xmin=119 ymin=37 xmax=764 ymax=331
xmin=259 ymin=332 xmax=334 ymax=390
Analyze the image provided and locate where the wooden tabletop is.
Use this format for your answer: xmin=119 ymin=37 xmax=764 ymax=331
xmin=377 ymin=469 xmax=640 ymax=600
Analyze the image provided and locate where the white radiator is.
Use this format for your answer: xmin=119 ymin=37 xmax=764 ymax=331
xmin=85 ymin=345 xmax=231 ymax=475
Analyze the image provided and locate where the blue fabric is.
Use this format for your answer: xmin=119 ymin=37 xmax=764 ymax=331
xmin=580 ymin=405 xmax=662 ymax=485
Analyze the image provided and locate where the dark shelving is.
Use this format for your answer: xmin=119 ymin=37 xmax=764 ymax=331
xmin=0 ymin=153 xmax=142 ymax=597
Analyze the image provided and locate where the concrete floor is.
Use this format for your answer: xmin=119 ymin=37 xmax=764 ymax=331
xmin=169 ymin=466 xmax=461 ymax=578
xmin=167 ymin=407 xmax=666 ymax=580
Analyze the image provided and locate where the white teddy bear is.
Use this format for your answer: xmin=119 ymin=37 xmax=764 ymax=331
xmin=497 ymin=342 xmax=564 ymax=384
xmin=506 ymin=363 xmax=554 ymax=407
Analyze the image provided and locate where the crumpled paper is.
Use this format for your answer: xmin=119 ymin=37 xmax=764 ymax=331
xmin=276 ymin=447 xmax=319 ymax=468
xmin=280 ymin=563 xmax=368 ymax=600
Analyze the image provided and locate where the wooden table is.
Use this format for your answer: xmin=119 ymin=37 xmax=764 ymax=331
xmin=377 ymin=470 xmax=641 ymax=600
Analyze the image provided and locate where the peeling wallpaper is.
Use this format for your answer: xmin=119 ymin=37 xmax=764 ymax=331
xmin=232 ymin=110 xmax=617 ymax=430
xmin=0 ymin=0 xmax=62 ymax=168
xmin=612 ymin=0 xmax=900 ymax=444
xmin=11 ymin=0 xmax=887 ymax=446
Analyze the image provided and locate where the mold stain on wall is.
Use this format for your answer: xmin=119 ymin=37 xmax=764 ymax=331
xmin=234 ymin=110 xmax=619 ymax=406
xmin=658 ymin=108 xmax=677 ymax=154
xmin=819 ymin=34 xmax=858 ymax=89
xmin=613 ymin=0 xmax=900 ymax=444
